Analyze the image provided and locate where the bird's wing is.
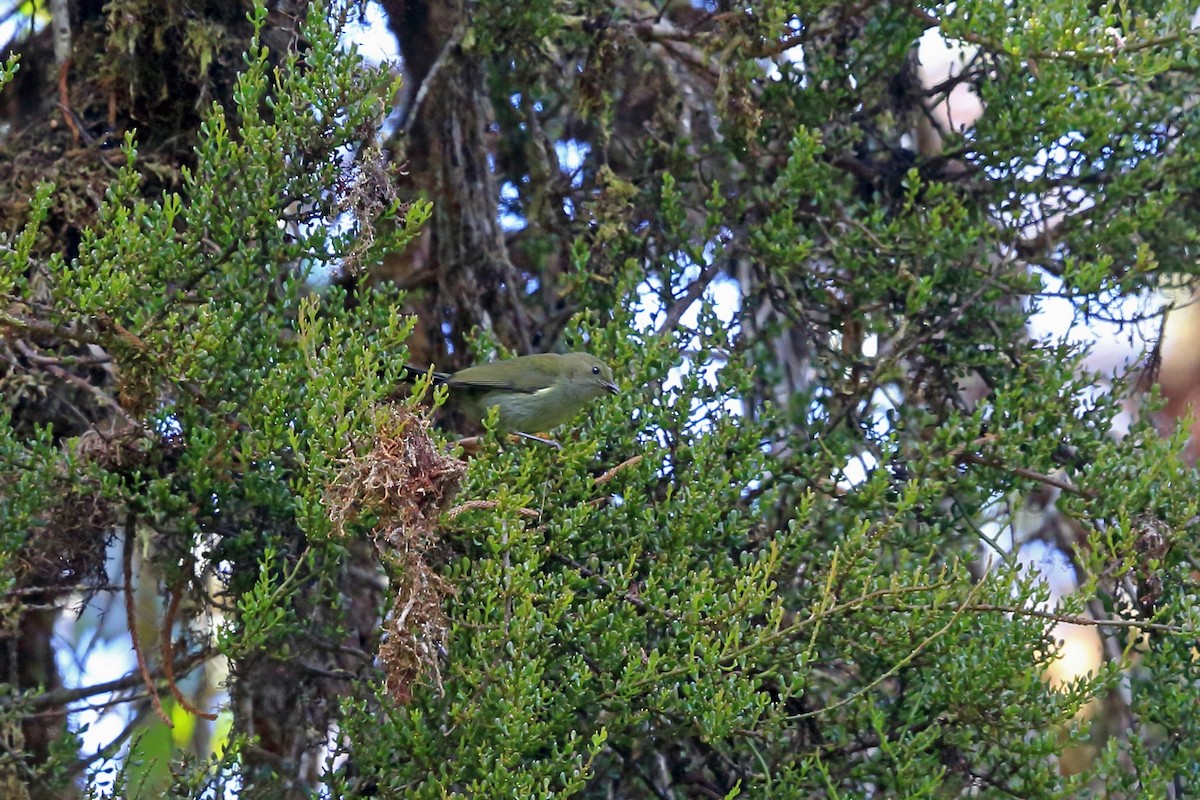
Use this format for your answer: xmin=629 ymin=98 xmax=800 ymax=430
xmin=447 ymin=354 xmax=562 ymax=393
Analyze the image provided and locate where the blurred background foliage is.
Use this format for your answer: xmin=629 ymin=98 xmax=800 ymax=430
xmin=2 ymin=0 xmax=1200 ymax=797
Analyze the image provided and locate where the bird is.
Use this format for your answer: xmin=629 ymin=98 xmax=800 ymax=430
xmin=406 ymin=352 xmax=618 ymax=441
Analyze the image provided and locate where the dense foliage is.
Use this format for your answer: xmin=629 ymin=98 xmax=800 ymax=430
xmin=2 ymin=1 xmax=1200 ymax=797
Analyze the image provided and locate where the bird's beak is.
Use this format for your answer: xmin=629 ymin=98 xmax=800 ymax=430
xmin=603 ymin=381 xmax=619 ymax=395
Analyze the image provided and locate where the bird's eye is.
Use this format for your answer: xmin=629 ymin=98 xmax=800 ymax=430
xmin=592 ymin=366 xmax=601 ymax=374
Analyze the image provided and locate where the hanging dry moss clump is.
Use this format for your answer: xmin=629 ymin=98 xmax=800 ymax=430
xmin=326 ymin=405 xmax=465 ymax=702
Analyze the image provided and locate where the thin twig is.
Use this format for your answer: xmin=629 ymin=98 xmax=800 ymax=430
xmin=56 ymin=61 xmax=89 ymax=146
xmin=789 ymin=563 xmax=992 ymax=720
xmin=656 ymin=260 xmax=725 ymax=337
xmin=961 ymin=452 xmax=1096 ymax=499
xmin=123 ymin=515 xmax=172 ymax=727
xmin=4 ymin=647 xmax=214 ymax=713
xmin=0 ymin=309 xmax=106 ymax=346
xmin=964 ymin=603 xmax=1184 ymax=634
xmin=446 ymin=500 xmax=540 ymax=519
xmin=161 ymin=583 xmax=218 ymax=720
xmin=14 ymin=340 xmax=139 ymax=431
xmin=595 ymin=454 xmax=644 ymax=485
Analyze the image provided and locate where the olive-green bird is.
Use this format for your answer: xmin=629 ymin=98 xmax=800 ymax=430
xmin=408 ymin=352 xmax=618 ymax=434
